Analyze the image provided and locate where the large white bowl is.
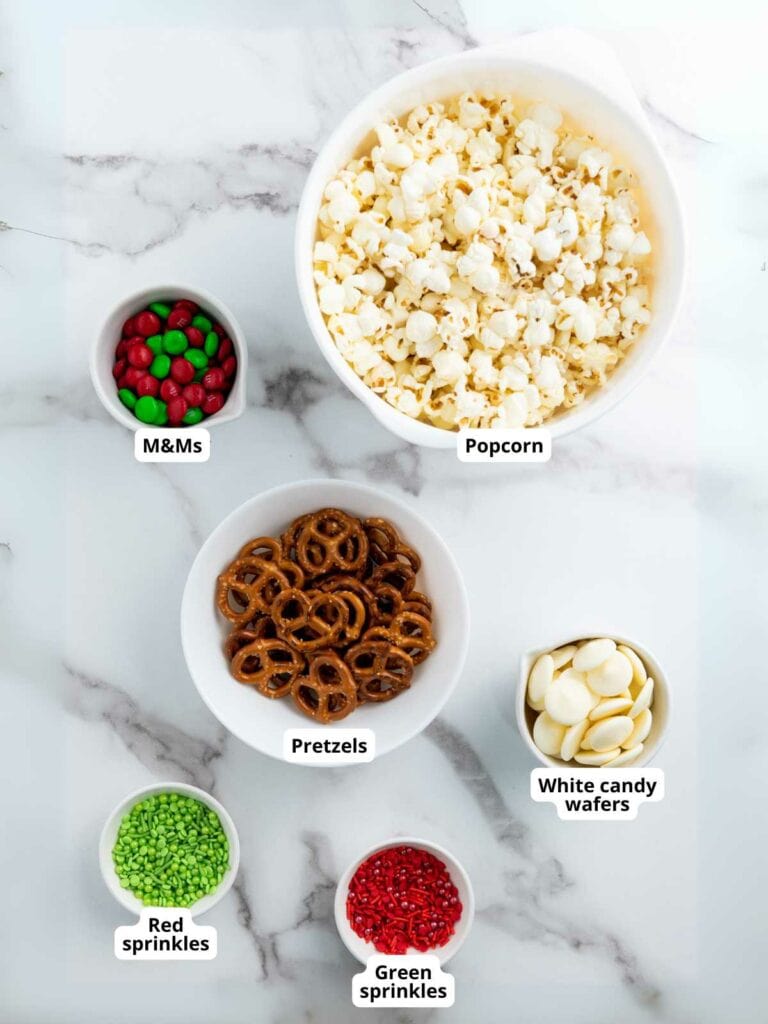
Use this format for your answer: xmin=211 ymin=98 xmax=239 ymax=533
xmin=516 ymin=632 xmax=671 ymax=769
xmin=334 ymin=836 xmax=475 ymax=965
xmin=99 ymin=782 xmax=240 ymax=916
xmin=90 ymin=284 xmax=247 ymax=431
xmin=295 ymin=45 xmax=685 ymax=448
xmin=181 ymin=479 xmax=470 ymax=761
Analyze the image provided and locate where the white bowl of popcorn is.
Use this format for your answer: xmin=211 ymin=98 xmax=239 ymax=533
xmin=516 ymin=634 xmax=671 ymax=769
xmin=296 ymin=45 xmax=684 ymax=448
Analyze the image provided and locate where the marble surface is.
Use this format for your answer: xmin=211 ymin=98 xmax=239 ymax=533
xmin=1 ymin=1 xmax=766 ymax=1021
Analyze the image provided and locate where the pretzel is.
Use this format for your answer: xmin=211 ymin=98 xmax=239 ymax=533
xmin=369 ymin=560 xmax=416 ymax=598
xmin=294 ymin=508 xmax=369 ymax=578
xmin=216 ymin=557 xmax=292 ymax=626
xmin=290 ymin=652 xmax=357 ymax=722
xmin=403 ymin=591 xmax=432 ymax=621
xmin=370 ymin=582 xmax=405 ymax=626
xmin=270 ymin=588 xmax=348 ymax=653
xmin=364 ymin=517 xmax=422 ymax=573
xmin=237 ymin=536 xmax=283 ymax=562
xmin=345 ymin=640 xmax=414 ymax=702
xmin=224 ymin=627 xmax=261 ymax=661
xmin=386 ymin=611 xmax=436 ymax=665
xmin=230 ymin=638 xmax=305 ymax=698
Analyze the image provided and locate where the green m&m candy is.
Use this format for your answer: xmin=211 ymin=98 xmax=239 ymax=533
xmin=150 ymin=353 xmax=171 ymax=379
xmin=204 ymin=331 xmax=219 ymax=358
xmin=154 ymin=400 xmax=168 ymax=426
xmin=163 ymin=329 xmax=188 ymax=355
xmin=184 ymin=348 xmax=208 ymax=370
xmin=191 ymin=314 xmax=212 ymax=334
xmin=118 ymin=388 xmax=137 ymax=410
xmin=149 ymin=301 xmax=171 ymax=319
xmin=183 ymin=406 xmax=204 ymax=426
xmin=135 ymin=396 xmax=160 ymax=424
xmin=146 ymin=334 xmax=164 ymax=356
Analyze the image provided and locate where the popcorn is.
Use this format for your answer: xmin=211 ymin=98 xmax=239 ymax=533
xmin=314 ymin=93 xmax=653 ymax=429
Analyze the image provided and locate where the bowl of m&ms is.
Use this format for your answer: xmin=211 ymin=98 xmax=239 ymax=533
xmin=91 ymin=285 xmax=247 ymax=429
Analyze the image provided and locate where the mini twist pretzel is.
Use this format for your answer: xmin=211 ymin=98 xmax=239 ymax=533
xmin=403 ymin=591 xmax=432 ymax=621
xmin=294 ymin=508 xmax=369 ymax=578
xmin=369 ymin=560 xmax=416 ymax=598
xmin=364 ymin=517 xmax=422 ymax=573
xmin=329 ymin=589 xmax=368 ymax=646
xmin=271 ymin=588 xmax=348 ymax=653
xmin=371 ymin=582 xmax=405 ymax=626
xmin=237 ymin=536 xmax=283 ymax=562
xmin=386 ymin=610 xmax=436 ymax=665
xmin=230 ymin=638 xmax=305 ymax=698
xmin=345 ymin=640 xmax=414 ymax=702
xmin=290 ymin=651 xmax=357 ymax=723
xmin=318 ymin=575 xmax=377 ymax=623
xmin=216 ymin=557 xmax=292 ymax=626
xmin=224 ymin=627 xmax=261 ymax=662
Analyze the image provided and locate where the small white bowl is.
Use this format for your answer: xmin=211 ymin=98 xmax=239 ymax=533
xmin=90 ymin=284 xmax=248 ymax=430
xmin=334 ymin=837 xmax=475 ymax=964
xmin=295 ymin=46 xmax=685 ymax=449
xmin=181 ymin=478 xmax=469 ymax=762
xmin=516 ymin=633 xmax=671 ymax=768
xmin=99 ymin=782 xmax=240 ymax=916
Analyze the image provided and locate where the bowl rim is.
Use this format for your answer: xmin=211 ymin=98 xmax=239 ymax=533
xmin=89 ymin=282 xmax=248 ymax=432
xmin=180 ymin=478 xmax=471 ymax=762
xmin=98 ymin=781 xmax=241 ymax=916
xmin=333 ymin=835 xmax=475 ymax=965
xmin=515 ymin=631 xmax=672 ymax=769
xmin=295 ymin=44 xmax=686 ymax=449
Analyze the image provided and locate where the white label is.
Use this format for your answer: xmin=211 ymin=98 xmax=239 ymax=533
xmin=352 ymin=955 xmax=454 ymax=1008
xmin=134 ymin=428 xmax=210 ymax=462
xmin=457 ymin=428 xmax=551 ymax=463
xmin=283 ymin=728 xmax=374 ymax=764
xmin=114 ymin=907 xmax=216 ymax=960
xmin=530 ymin=767 xmax=664 ymax=820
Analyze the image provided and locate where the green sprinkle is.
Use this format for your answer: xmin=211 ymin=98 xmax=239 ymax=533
xmin=112 ymin=793 xmax=228 ymax=908
xmin=149 ymin=302 xmax=171 ymax=319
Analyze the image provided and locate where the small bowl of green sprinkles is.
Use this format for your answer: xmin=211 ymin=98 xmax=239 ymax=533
xmin=99 ymin=782 xmax=240 ymax=915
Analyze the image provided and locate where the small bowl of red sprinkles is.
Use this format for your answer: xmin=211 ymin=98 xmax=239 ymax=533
xmin=335 ymin=838 xmax=474 ymax=964
xmin=91 ymin=285 xmax=247 ymax=430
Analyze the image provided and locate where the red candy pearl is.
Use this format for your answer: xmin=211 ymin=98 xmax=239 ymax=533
xmin=135 ymin=311 xmax=161 ymax=337
xmin=136 ymin=375 xmax=160 ymax=398
xmin=202 ymin=392 xmax=224 ymax=416
xmin=160 ymin=378 xmax=182 ymax=402
xmin=167 ymin=396 xmax=188 ymax=424
xmin=112 ymin=359 xmax=127 ymax=380
xmin=185 ymin=326 xmax=204 ymax=348
xmin=182 ymin=383 xmax=206 ymax=408
xmin=218 ymin=338 xmax=233 ymax=360
xmin=127 ymin=343 xmax=153 ymax=369
xmin=167 ymin=308 xmax=192 ymax=330
xmin=221 ymin=356 xmax=237 ymax=378
xmin=202 ymin=368 xmax=226 ymax=391
xmin=170 ymin=357 xmax=195 ymax=385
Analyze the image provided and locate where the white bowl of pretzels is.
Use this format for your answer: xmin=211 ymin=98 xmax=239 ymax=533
xmin=180 ymin=479 xmax=469 ymax=761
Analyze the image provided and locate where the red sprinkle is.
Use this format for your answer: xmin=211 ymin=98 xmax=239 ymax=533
xmin=346 ymin=846 xmax=462 ymax=955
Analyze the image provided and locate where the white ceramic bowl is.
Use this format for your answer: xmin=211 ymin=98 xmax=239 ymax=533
xmin=99 ymin=782 xmax=240 ymax=916
xmin=181 ymin=479 xmax=469 ymax=761
xmin=90 ymin=284 xmax=248 ymax=430
xmin=334 ymin=837 xmax=475 ymax=964
xmin=296 ymin=46 xmax=685 ymax=448
xmin=516 ymin=633 xmax=671 ymax=768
